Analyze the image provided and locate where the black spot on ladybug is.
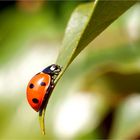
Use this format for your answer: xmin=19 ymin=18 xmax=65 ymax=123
xmin=29 ymin=83 xmax=34 ymax=89
xmin=32 ymin=98 xmax=39 ymax=104
xmin=40 ymin=82 xmax=46 ymax=86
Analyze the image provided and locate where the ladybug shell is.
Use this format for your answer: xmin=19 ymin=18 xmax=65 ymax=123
xmin=26 ymin=73 xmax=51 ymax=112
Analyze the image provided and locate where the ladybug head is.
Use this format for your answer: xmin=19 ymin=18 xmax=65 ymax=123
xmin=42 ymin=64 xmax=61 ymax=76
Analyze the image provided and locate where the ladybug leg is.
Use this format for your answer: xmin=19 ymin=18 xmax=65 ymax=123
xmin=50 ymin=78 xmax=55 ymax=88
xmin=50 ymin=83 xmax=54 ymax=89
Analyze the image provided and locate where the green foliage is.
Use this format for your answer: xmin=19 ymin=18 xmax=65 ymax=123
xmin=56 ymin=1 xmax=137 ymax=81
xmin=0 ymin=1 xmax=139 ymax=139
xmin=39 ymin=0 xmax=138 ymax=136
xmin=0 ymin=2 xmax=78 ymax=66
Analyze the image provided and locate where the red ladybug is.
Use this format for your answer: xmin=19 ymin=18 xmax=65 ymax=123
xmin=26 ymin=64 xmax=61 ymax=112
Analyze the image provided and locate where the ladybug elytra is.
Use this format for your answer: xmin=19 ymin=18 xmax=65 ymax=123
xmin=26 ymin=64 xmax=61 ymax=112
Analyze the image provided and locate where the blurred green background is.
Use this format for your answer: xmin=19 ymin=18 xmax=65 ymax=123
xmin=0 ymin=1 xmax=140 ymax=139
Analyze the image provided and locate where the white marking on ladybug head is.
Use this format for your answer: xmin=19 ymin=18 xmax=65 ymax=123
xmin=50 ymin=65 xmax=56 ymax=71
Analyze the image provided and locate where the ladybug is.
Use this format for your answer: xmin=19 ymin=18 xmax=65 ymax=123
xmin=26 ymin=64 xmax=61 ymax=112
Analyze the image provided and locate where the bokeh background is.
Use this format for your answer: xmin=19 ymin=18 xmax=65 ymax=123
xmin=0 ymin=1 xmax=140 ymax=139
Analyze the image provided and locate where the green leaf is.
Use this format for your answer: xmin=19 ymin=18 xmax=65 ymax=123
xmin=39 ymin=109 xmax=46 ymax=135
xmin=39 ymin=0 xmax=137 ymax=135
xmin=56 ymin=0 xmax=137 ymax=82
